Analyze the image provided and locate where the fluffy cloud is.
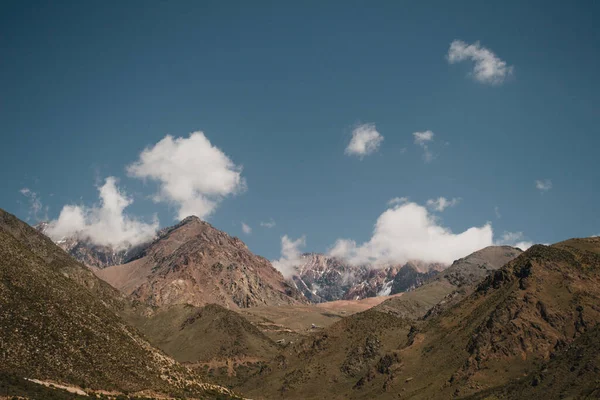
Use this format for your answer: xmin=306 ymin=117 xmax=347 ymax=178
xmin=45 ymin=177 xmax=158 ymax=249
xmin=413 ymin=130 xmax=435 ymax=162
xmin=535 ymin=179 xmax=553 ymax=192
xmin=127 ymin=132 xmax=246 ymax=220
xmin=447 ymin=40 xmax=514 ymax=85
xmin=260 ymin=219 xmax=276 ymax=228
xmin=272 ymin=235 xmax=306 ymax=278
xmin=497 ymin=231 xmax=533 ymax=250
xmin=426 ymin=197 xmax=461 ymax=212
xmin=241 ymin=222 xmax=252 ymax=235
xmin=19 ymin=188 xmax=46 ymax=221
xmin=345 ymin=123 xmax=384 ymax=158
xmin=328 ymin=201 xmax=493 ymax=266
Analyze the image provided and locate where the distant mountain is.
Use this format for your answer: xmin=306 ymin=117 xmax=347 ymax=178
xmin=35 ymin=221 xmax=151 ymax=269
xmin=0 ymin=209 xmax=237 ymax=398
xmin=289 ymin=253 xmax=444 ymax=302
xmin=96 ymin=216 xmax=306 ymax=308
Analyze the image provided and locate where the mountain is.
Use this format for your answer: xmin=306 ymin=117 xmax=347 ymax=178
xmin=290 ymin=253 xmax=444 ymax=302
xmin=236 ymin=240 xmax=600 ymax=399
xmin=97 ymin=216 xmax=306 ymax=308
xmin=0 ymin=209 xmax=237 ymax=399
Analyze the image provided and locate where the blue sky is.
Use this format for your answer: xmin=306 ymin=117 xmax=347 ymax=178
xmin=1 ymin=1 xmax=599 ymax=262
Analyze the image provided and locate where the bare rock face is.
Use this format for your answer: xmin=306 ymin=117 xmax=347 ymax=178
xmin=96 ymin=216 xmax=306 ymax=309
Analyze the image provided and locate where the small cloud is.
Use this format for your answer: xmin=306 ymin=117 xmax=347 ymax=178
xmin=399 ymin=148 xmax=407 ymax=154
xmin=260 ymin=219 xmax=276 ymax=228
xmin=388 ymin=197 xmax=409 ymax=206
xmin=45 ymin=177 xmax=158 ymax=249
xmin=494 ymin=206 xmax=501 ymax=219
xmin=272 ymin=235 xmax=306 ymax=278
xmin=447 ymin=40 xmax=513 ymax=85
xmin=535 ymin=179 xmax=553 ymax=192
xmin=127 ymin=131 xmax=246 ymax=221
xmin=413 ymin=131 xmax=435 ymax=163
xmin=345 ymin=123 xmax=384 ymax=158
xmin=497 ymin=231 xmax=533 ymax=250
xmin=19 ymin=188 xmax=47 ymax=221
xmin=241 ymin=222 xmax=252 ymax=235
xmin=426 ymin=197 xmax=461 ymax=212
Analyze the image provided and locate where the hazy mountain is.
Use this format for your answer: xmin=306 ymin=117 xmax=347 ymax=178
xmin=96 ymin=216 xmax=306 ymax=308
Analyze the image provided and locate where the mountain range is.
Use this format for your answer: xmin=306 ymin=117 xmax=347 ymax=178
xmin=3 ymin=207 xmax=600 ymax=399
xmin=39 ymin=220 xmax=456 ymax=306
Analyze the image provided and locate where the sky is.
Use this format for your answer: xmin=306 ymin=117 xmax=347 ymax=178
xmin=1 ymin=1 xmax=599 ymax=267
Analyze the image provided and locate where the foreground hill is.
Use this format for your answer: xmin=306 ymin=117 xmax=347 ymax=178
xmin=233 ymin=241 xmax=600 ymax=399
xmin=0 ymin=209 xmax=237 ymax=398
xmin=97 ymin=216 xmax=305 ymax=308
xmin=126 ymin=303 xmax=279 ymax=364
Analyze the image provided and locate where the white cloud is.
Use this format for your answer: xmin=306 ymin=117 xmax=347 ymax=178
xmin=494 ymin=206 xmax=501 ymax=219
xmin=447 ymin=40 xmax=514 ymax=85
xmin=241 ymin=222 xmax=252 ymax=235
xmin=413 ymin=131 xmax=434 ymax=145
xmin=260 ymin=219 xmax=276 ymax=228
xmin=535 ymin=179 xmax=553 ymax=192
xmin=497 ymin=231 xmax=533 ymax=250
xmin=45 ymin=177 xmax=158 ymax=249
xmin=426 ymin=197 xmax=461 ymax=212
xmin=19 ymin=188 xmax=46 ymax=221
xmin=413 ymin=130 xmax=435 ymax=162
xmin=388 ymin=197 xmax=409 ymax=206
xmin=327 ymin=201 xmax=493 ymax=266
xmin=345 ymin=123 xmax=384 ymax=158
xmin=127 ymin=131 xmax=246 ymax=220
xmin=272 ymin=235 xmax=306 ymax=278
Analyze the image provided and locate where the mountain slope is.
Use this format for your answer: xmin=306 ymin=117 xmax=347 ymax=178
xmin=126 ymin=303 xmax=279 ymax=364
xmin=0 ymin=209 xmax=236 ymax=398
xmin=97 ymin=216 xmax=305 ymax=308
xmin=470 ymin=324 xmax=600 ymax=399
xmin=353 ymin=239 xmax=600 ymax=399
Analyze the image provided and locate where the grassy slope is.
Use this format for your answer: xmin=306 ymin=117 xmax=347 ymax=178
xmin=125 ymin=303 xmax=278 ymax=363
xmin=0 ymin=209 xmax=238 ymax=399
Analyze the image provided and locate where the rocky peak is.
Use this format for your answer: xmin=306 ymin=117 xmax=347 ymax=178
xmin=96 ymin=217 xmax=305 ymax=309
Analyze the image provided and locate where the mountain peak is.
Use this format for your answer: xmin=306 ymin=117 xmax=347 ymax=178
xmin=96 ymin=217 xmax=305 ymax=308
